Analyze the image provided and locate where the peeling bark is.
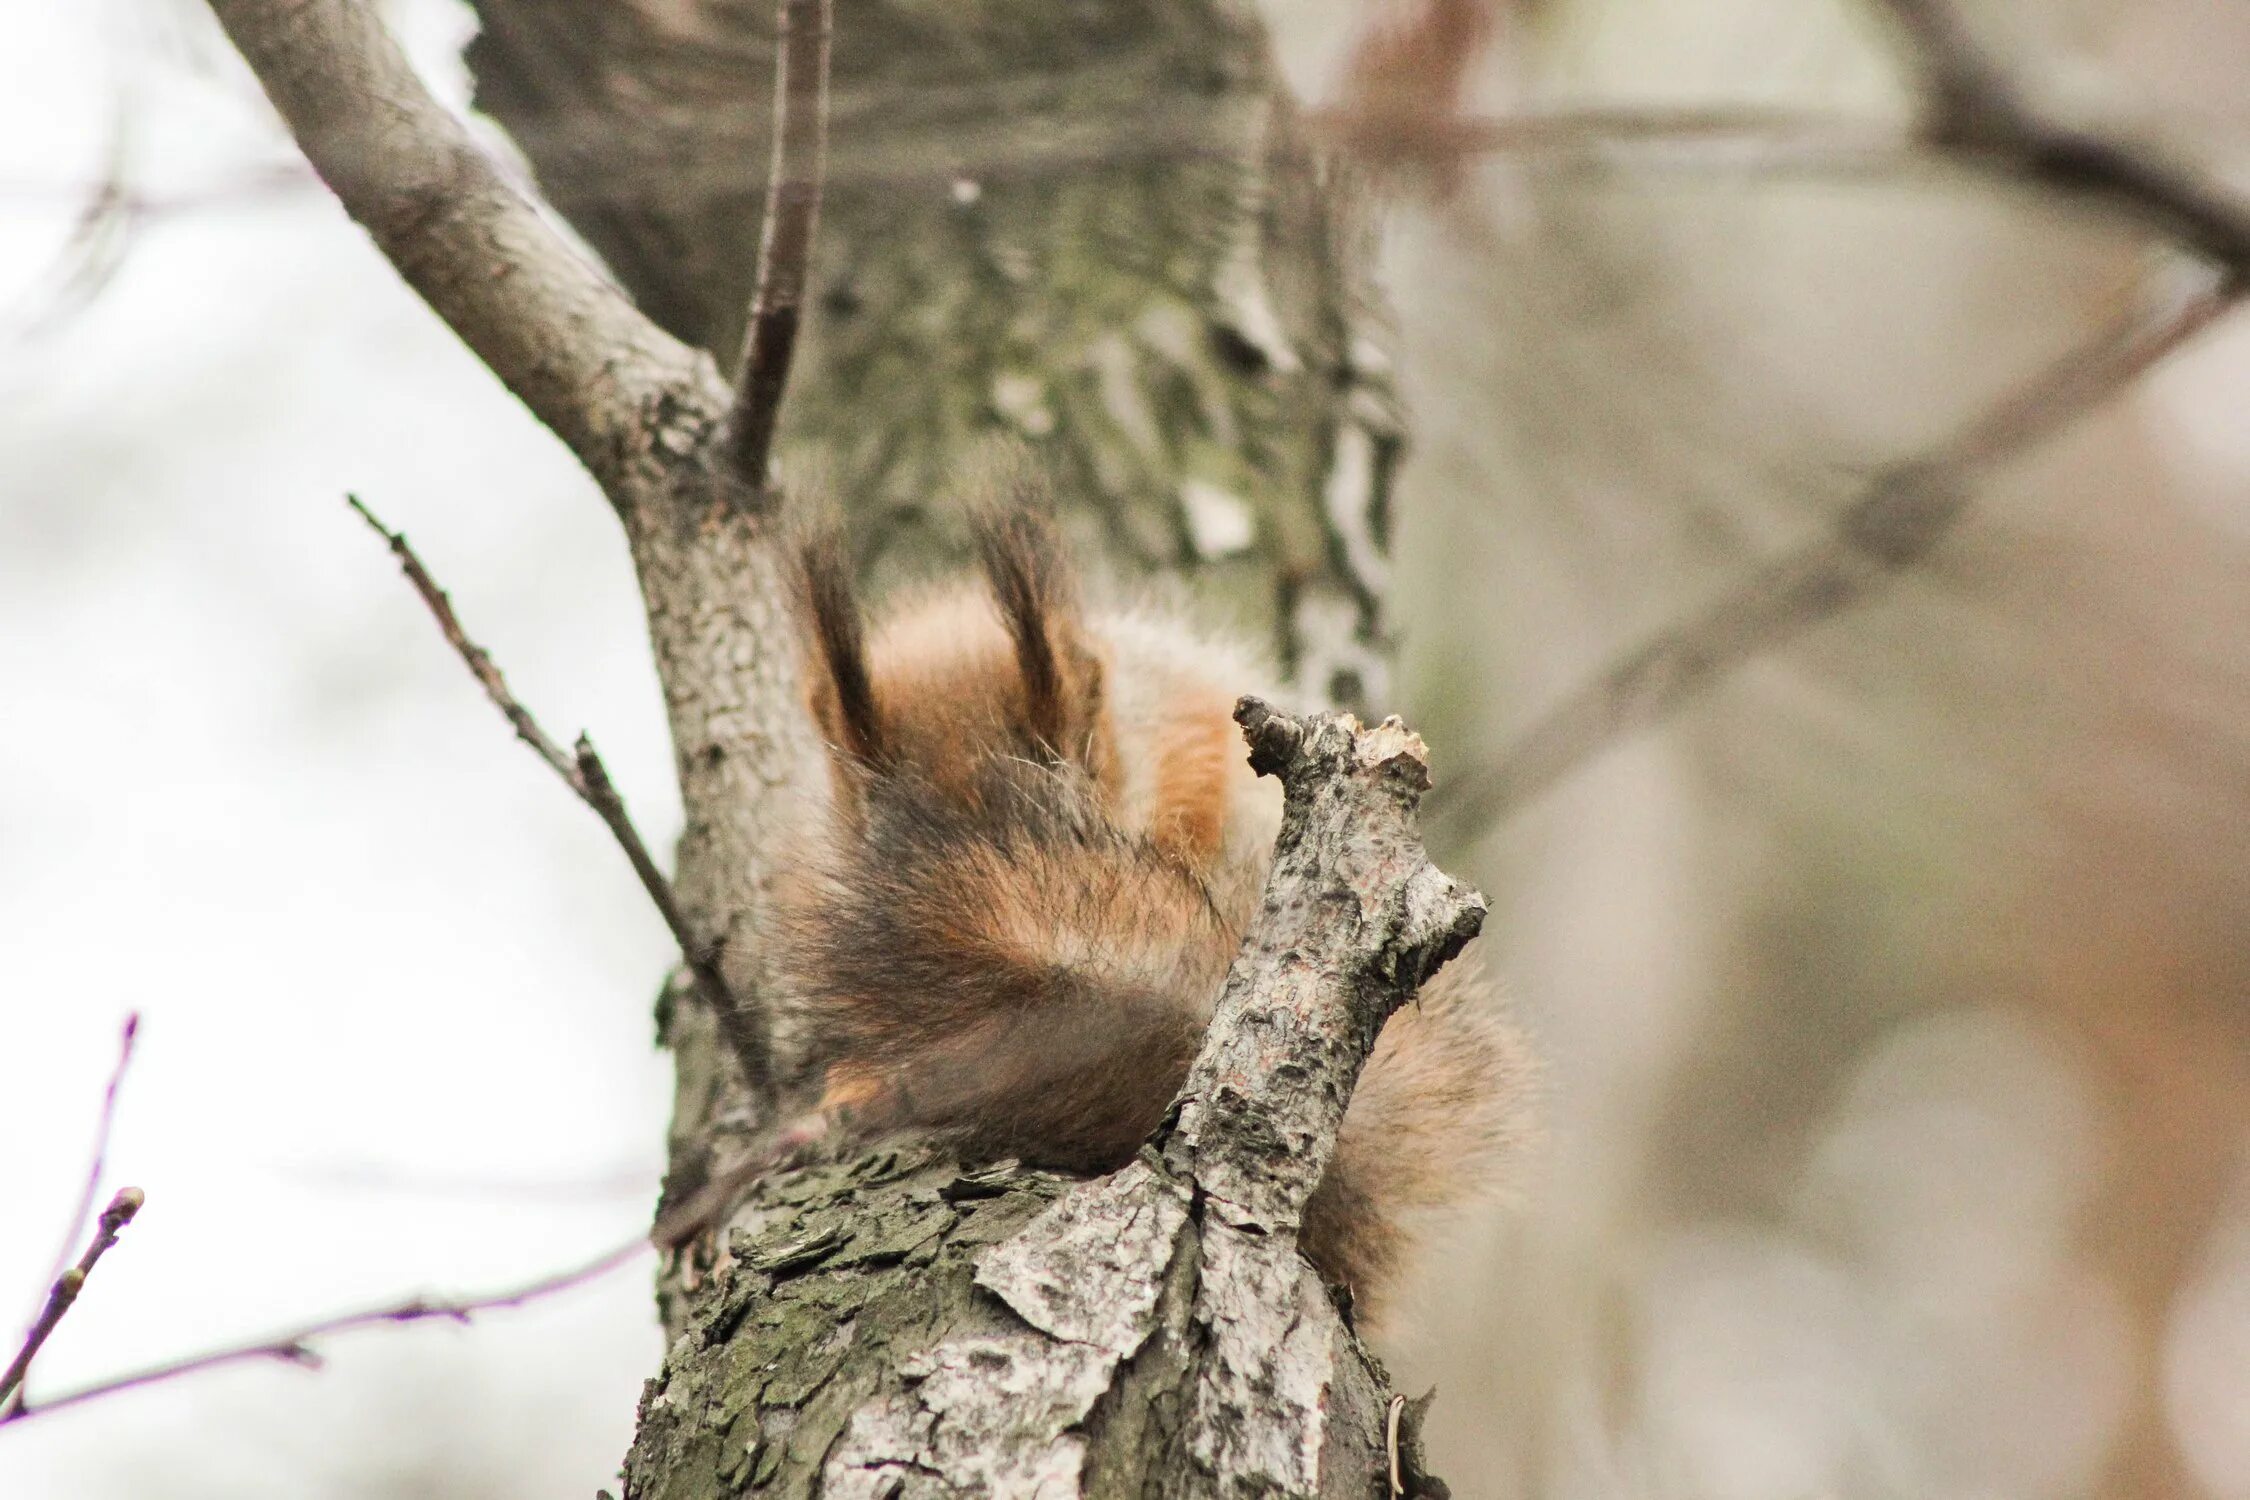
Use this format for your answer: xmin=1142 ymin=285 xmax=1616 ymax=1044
xmin=627 ymin=705 xmax=1477 ymax=1499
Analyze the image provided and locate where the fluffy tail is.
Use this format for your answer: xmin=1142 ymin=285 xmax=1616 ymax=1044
xmin=773 ymin=744 xmax=1536 ymax=1326
xmin=1305 ymin=949 xmax=1540 ymax=1325
xmin=770 ymin=757 xmax=1231 ymax=1169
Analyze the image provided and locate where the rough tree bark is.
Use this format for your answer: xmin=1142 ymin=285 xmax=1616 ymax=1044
xmin=623 ymin=703 xmax=1480 ymax=1498
xmin=200 ymin=0 xmax=1465 ymax=1495
xmin=457 ymin=0 xmax=1418 ymax=1274
xmin=464 ymin=0 xmax=1402 ymax=699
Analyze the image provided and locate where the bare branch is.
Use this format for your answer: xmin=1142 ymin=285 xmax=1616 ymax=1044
xmin=347 ymin=495 xmax=772 ymax=1094
xmin=728 ymin=0 xmax=836 ymax=486
xmin=570 ymin=738 xmax=772 ymax=1094
xmin=1 ymin=1189 xmax=145 ymax=1418
xmin=1869 ymin=0 xmax=2250 ymax=277
xmin=201 ymin=0 xmax=726 ymax=507
xmin=1435 ymin=271 xmax=2236 ymax=833
xmin=1 ymin=1233 xmax=647 ymax=1426
xmin=346 ymin=495 xmax=577 ymax=780
xmin=24 ymin=1013 xmax=139 ymax=1319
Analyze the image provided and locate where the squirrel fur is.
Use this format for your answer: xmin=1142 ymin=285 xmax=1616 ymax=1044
xmin=765 ymin=482 xmax=1537 ymax=1326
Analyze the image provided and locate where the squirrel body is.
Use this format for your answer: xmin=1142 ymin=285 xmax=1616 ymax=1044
xmin=767 ymin=493 xmax=1535 ymax=1324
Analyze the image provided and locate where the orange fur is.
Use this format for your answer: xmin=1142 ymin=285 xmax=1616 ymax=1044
xmin=769 ymin=494 xmax=1536 ymax=1328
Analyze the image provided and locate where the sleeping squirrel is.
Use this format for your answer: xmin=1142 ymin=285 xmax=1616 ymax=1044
xmin=757 ymin=476 xmax=1537 ymax=1325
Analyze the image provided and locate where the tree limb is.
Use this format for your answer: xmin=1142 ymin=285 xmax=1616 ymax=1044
xmin=202 ymin=0 xmax=728 ymax=507
xmin=346 ymin=494 xmax=770 ymax=1094
xmin=728 ymin=0 xmax=834 ymax=486
xmin=1161 ymin=701 xmax=1485 ymax=1226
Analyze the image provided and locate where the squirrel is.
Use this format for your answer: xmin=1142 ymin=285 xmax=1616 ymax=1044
xmin=761 ymin=475 xmax=1537 ymax=1326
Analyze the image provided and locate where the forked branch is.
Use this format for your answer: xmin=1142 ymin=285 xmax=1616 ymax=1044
xmin=201 ymin=0 xmax=726 ymax=508
xmin=24 ymin=1013 xmax=139 ymax=1313
xmin=1870 ymin=0 xmax=2250 ymax=277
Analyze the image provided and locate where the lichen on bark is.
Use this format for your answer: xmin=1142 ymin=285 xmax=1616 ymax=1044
xmin=465 ymin=0 xmax=1401 ymax=718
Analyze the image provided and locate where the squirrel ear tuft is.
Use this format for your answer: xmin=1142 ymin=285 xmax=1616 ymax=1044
xmin=969 ymin=470 xmax=1115 ymax=783
xmin=789 ymin=508 xmax=884 ymax=774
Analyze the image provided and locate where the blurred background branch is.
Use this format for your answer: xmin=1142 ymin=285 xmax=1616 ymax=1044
xmin=1436 ymin=0 xmax=2250 ymax=836
xmin=1435 ymin=263 xmax=2236 ymax=833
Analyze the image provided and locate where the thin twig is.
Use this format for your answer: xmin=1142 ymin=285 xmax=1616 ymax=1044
xmin=346 ymin=495 xmax=575 ymax=780
xmin=570 ymin=738 xmax=767 ymax=1088
xmin=728 ymin=0 xmax=835 ymax=485
xmin=1434 ymin=270 xmax=2236 ymax=833
xmin=1 ymin=1189 xmax=144 ymax=1417
xmin=26 ymin=1013 xmax=139 ymax=1320
xmin=0 ymin=1233 xmax=648 ymax=1425
xmin=345 ymin=494 xmax=772 ymax=1093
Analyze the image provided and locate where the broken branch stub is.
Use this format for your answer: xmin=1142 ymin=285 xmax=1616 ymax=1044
xmin=1162 ymin=698 xmax=1487 ymax=1226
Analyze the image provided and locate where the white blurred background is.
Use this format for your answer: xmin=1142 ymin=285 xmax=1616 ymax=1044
xmin=5 ymin=1 xmax=2250 ymax=1497
xmin=1 ymin=4 xmax=677 ymax=1493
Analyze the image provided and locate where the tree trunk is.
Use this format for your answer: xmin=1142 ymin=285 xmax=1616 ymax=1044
xmin=466 ymin=0 xmax=1402 ymax=710
xmin=461 ymin=13 xmax=1418 ymax=1349
xmin=204 ymin=0 xmax=1451 ymax=1491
